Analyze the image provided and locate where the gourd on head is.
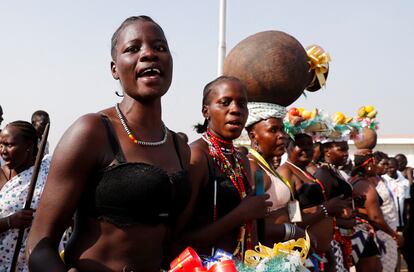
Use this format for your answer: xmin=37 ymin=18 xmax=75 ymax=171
xmin=224 ymin=31 xmax=326 ymax=106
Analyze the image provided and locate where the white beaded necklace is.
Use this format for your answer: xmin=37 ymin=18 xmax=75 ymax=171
xmin=115 ymin=103 xmax=168 ymax=147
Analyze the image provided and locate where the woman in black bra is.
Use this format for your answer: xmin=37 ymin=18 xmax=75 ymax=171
xmin=278 ymin=134 xmax=351 ymax=264
xmin=313 ymin=140 xmax=355 ymax=270
xmin=27 ymin=16 xmax=190 ymax=272
xmin=176 ymin=76 xmax=271 ymax=258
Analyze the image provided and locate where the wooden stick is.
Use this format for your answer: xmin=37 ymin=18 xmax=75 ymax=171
xmin=9 ymin=123 xmax=50 ymax=272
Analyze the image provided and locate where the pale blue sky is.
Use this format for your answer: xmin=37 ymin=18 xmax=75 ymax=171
xmin=1 ymin=0 xmax=413 ymax=149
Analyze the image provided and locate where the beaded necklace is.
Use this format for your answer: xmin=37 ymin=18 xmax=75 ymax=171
xmin=204 ymin=130 xmax=247 ymax=199
xmin=202 ymin=129 xmax=251 ymax=258
xmin=115 ymin=103 xmax=168 ymax=146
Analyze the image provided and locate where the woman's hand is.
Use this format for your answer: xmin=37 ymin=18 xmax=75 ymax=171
xmin=9 ymin=209 xmax=34 ymax=229
xmin=238 ymin=193 xmax=272 ymax=222
xmin=325 ymin=195 xmax=352 ymax=216
xmin=394 ymin=233 xmax=404 ymax=248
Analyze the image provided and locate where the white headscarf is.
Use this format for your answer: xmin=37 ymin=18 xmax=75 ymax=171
xmin=245 ymin=102 xmax=287 ymax=128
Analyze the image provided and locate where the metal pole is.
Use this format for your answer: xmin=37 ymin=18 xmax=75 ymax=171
xmin=217 ymin=0 xmax=227 ymax=76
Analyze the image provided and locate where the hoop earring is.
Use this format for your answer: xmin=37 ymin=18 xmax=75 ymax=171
xmin=115 ymin=90 xmax=124 ymax=97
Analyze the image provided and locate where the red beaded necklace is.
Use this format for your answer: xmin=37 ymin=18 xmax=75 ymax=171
xmin=203 ymin=129 xmax=252 ymax=257
xmin=204 ymin=130 xmax=247 ymax=200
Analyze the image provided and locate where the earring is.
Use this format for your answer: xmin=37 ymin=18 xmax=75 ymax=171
xmin=115 ymin=90 xmax=124 ymax=97
xmin=367 ymin=166 xmax=372 ymax=171
xmin=253 ymin=141 xmax=261 ymax=152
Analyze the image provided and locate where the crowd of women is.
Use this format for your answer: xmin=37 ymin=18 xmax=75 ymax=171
xmin=0 ymin=15 xmax=413 ymax=272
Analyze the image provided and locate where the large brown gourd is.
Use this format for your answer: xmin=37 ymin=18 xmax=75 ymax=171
xmin=224 ymin=31 xmax=325 ymax=106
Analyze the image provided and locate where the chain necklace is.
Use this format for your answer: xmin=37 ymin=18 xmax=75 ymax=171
xmin=115 ymin=103 xmax=168 ymax=147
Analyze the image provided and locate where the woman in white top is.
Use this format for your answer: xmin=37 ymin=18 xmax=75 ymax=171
xmin=245 ymin=102 xmax=304 ymax=246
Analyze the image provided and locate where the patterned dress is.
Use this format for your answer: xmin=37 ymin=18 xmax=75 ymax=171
xmin=376 ymin=179 xmax=399 ymax=272
xmin=0 ymin=155 xmax=51 ymax=271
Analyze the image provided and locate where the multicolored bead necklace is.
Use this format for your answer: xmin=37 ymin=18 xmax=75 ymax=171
xmin=204 ymin=129 xmax=247 ymax=199
xmin=202 ymin=129 xmax=252 ymax=257
xmin=115 ymin=103 xmax=168 ymax=147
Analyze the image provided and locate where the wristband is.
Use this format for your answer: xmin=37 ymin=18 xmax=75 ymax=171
xmin=283 ymin=223 xmax=291 ymax=241
xmin=290 ymin=224 xmax=296 ymax=240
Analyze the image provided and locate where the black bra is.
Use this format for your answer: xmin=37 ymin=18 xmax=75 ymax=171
xmin=295 ymin=182 xmax=325 ymax=209
xmin=80 ymin=115 xmax=190 ymax=227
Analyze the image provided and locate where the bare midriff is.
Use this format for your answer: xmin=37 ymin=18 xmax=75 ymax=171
xmin=303 ymin=207 xmax=333 ymax=253
xmin=64 ymin=217 xmax=167 ymax=272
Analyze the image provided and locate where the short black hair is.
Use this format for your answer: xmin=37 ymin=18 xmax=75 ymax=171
xmin=31 ymin=110 xmax=49 ymax=121
xmin=194 ymin=76 xmax=246 ymax=134
xmin=373 ymin=151 xmax=388 ymax=162
xmin=111 ymin=16 xmax=162 ymax=60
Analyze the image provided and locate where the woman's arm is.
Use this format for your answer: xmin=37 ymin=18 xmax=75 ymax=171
xmin=0 ymin=217 xmax=11 ymax=233
xmin=365 ymin=183 xmax=400 ymax=240
xmin=26 ymin=114 xmax=109 ymax=272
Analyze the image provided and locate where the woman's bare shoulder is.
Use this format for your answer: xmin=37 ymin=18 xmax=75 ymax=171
xmin=52 ymin=113 xmax=112 ymax=168
xmin=189 ymin=138 xmax=208 ymax=160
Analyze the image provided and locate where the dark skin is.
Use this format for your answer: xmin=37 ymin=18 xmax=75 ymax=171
xmin=175 ymin=79 xmax=272 ymax=256
xmin=395 ymin=154 xmax=413 ymax=185
xmin=27 ymin=20 xmax=189 ymax=272
xmin=306 ymin=142 xmax=321 ymax=174
xmin=387 ymin=158 xmax=399 ymax=179
xmin=278 ymin=134 xmax=351 ymax=253
xmin=314 ymin=142 xmax=355 ymax=227
xmin=376 ymin=158 xmax=388 ymax=176
xmin=0 ymin=106 xmax=3 ymax=127
xmin=315 ymin=142 xmax=350 ymax=199
xmin=0 ymin=125 xmax=36 ymax=233
xmin=31 ymin=114 xmax=50 ymax=139
xmin=352 ymin=161 xmax=403 ymax=272
xmin=247 ymin=118 xmax=305 ymax=244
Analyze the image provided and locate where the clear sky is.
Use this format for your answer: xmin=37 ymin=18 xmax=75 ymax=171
xmin=1 ymin=0 xmax=413 ymax=150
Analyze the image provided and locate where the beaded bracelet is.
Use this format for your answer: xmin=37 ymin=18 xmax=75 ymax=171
xmin=320 ymin=204 xmax=329 ymax=217
xmin=6 ymin=216 xmax=11 ymax=229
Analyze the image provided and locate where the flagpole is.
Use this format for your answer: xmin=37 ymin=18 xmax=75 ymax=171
xmin=217 ymin=0 xmax=227 ymax=76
